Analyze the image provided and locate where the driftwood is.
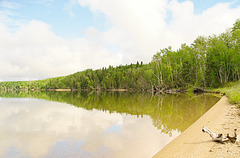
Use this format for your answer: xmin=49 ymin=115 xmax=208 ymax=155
xmin=202 ymin=126 xmax=240 ymax=145
xmin=202 ymin=126 xmax=228 ymax=143
xmin=227 ymin=129 xmax=237 ymax=143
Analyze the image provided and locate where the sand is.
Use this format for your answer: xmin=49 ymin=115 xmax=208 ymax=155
xmin=153 ymin=96 xmax=240 ymax=158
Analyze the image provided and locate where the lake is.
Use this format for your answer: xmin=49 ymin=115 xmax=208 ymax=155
xmin=0 ymin=91 xmax=219 ymax=158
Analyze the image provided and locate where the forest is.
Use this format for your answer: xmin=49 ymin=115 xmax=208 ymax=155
xmin=0 ymin=19 xmax=240 ymax=91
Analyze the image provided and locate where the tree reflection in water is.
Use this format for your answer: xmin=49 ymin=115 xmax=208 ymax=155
xmin=0 ymin=91 xmax=219 ymax=134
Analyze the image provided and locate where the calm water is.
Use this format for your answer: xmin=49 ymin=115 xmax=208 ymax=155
xmin=0 ymin=91 xmax=219 ymax=158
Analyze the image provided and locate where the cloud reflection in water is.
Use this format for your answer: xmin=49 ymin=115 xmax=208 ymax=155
xmin=0 ymin=98 xmax=179 ymax=158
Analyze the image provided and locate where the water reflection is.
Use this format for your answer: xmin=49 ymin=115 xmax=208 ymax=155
xmin=0 ymin=91 xmax=219 ymax=158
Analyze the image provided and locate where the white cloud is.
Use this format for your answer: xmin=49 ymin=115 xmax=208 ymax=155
xmin=78 ymin=0 xmax=240 ymax=61
xmin=0 ymin=0 xmax=240 ymax=81
xmin=0 ymin=20 xmax=122 ymax=81
xmin=78 ymin=0 xmax=169 ymax=63
xmin=166 ymin=1 xmax=240 ymax=46
xmin=0 ymin=1 xmax=21 ymax=9
xmin=64 ymin=0 xmax=79 ymax=17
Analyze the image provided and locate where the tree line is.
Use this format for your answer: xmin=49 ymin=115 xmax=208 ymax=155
xmin=152 ymin=19 xmax=240 ymax=89
xmin=0 ymin=19 xmax=240 ymax=91
xmin=0 ymin=62 xmax=154 ymax=91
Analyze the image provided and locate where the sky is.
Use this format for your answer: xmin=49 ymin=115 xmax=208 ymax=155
xmin=0 ymin=0 xmax=240 ymax=81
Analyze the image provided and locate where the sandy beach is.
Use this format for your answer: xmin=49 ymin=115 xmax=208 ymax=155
xmin=153 ymin=96 xmax=240 ymax=158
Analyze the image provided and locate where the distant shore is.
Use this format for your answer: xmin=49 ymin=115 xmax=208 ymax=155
xmin=153 ymin=96 xmax=240 ymax=158
xmin=0 ymin=87 xmax=204 ymax=93
xmin=0 ymin=88 xmax=129 ymax=92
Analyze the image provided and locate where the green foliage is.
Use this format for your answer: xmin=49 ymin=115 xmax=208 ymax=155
xmin=0 ymin=62 xmax=152 ymax=91
xmin=0 ymin=19 xmax=240 ymax=91
xmin=214 ymin=81 xmax=240 ymax=104
xmin=152 ymin=19 xmax=240 ymax=89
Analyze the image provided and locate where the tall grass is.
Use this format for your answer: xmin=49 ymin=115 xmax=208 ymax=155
xmin=214 ymin=81 xmax=240 ymax=105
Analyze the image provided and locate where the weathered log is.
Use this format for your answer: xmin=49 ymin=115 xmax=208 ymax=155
xmin=202 ymin=126 xmax=229 ymax=143
xmin=227 ymin=129 xmax=238 ymax=143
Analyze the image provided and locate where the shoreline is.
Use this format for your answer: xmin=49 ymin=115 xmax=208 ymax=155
xmin=153 ymin=96 xmax=240 ymax=158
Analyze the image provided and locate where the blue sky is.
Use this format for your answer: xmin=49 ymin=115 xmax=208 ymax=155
xmin=0 ymin=0 xmax=240 ymax=81
xmin=4 ymin=0 xmax=239 ymax=38
xmin=181 ymin=0 xmax=240 ymax=14
xmin=3 ymin=0 xmax=239 ymax=37
xmin=0 ymin=0 xmax=105 ymax=38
